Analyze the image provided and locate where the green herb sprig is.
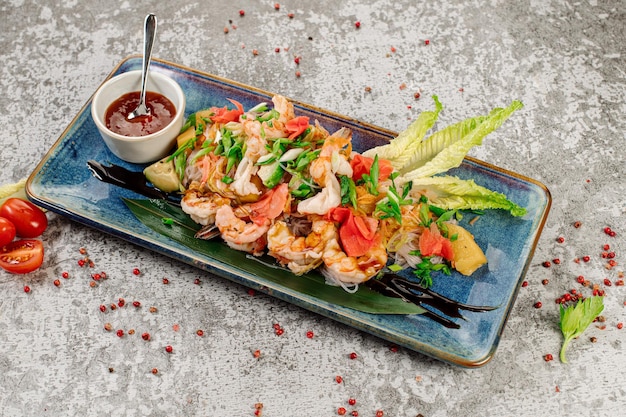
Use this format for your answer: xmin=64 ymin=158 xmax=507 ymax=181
xmin=559 ymin=296 xmax=604 ymax=363
xmin=408 ymin=251 xmax=451 ymax=288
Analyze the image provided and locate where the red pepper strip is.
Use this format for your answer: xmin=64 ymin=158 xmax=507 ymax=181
xmin=419 ymin=223 xmax=454 ymax=261
xmin=249 ymin=183 xmax=289 ymax=226
xmin=350 ymin=154 xmax=394 ymax=182
xmin=209 ymin=99 xmax=244 ymax=124
xmin=327 ymin=207 xmax=378 ymax=257
xmin=285 ymin=116 xmax=310 ymax=139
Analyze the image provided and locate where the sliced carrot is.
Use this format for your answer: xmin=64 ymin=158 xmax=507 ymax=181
xmin=419 ymin=224 xmax=454 ymax=261
xmin=285 ymin=116 xmax=310 ymax=139
xmin=210 ymin=99 xmax=244 ymax=124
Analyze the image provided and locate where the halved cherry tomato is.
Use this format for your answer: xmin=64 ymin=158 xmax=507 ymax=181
xmin=0 ymin=239 xmax=44 ymax=274
xmin=0 ymin=198 xmax=48 ymax=238
xmin=0 ymin=216 xmax=16 ymax=246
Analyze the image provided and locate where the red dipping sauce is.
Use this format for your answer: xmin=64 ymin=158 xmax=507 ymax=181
xmin=105 ymin=91 xmax=176 ymax=137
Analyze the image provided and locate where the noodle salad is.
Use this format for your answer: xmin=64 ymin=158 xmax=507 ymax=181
xmin=144 ymin=95 xmax=526 ymax=290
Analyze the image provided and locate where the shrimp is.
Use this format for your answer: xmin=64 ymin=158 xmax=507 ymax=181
xmin=297 ymin=128 xmax=355 ymax=215
xmin=181 ymin=183 xmax=232 ymax=226
xmin=242 ymin=118 xmax=287 ymax=140
xmin=267 ymin=216 xmax=337 ymax=275
xmin=230 ymin=156 xmax=261 ymax=198
xmin=215 ymin=204 xmax=270 ymax=255
xmin=297 ymin=172 xmax=341 ymax=215
xmin=242 ymin=131 xmax=269 ymax=162
xmin=322 ymin=237 xmax=388 ymax=284
xmin=272 ymin=95 xmax=295 ymax=123
xmin=320 ymin=127 xmax=352 ymax=158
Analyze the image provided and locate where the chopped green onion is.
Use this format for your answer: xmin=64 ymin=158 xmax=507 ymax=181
xmin=340 ymin=175 xmax=358 ymax=209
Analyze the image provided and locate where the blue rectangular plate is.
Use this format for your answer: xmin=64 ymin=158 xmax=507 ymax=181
xmin=27 ymin=56 xmax=551 ymax=367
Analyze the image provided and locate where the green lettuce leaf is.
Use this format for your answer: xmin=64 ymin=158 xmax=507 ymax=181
xmin=397 ymin=115 xmax=487 ymax=174
xmin=400 ymin=100 xmax=523 ymax=179
xmin=363 ymin=95 xmax=443 ymax=166
xmin=408 ymin=175 xmax=527 ymax=217
xmin=559 ymin=296 xmax=604 ymax=363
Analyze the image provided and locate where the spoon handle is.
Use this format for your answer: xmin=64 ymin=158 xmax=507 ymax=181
xmin=138 ymin=13 xmax=157 ymax=106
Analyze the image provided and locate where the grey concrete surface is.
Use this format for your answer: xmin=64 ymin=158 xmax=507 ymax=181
xmin=0 ymin=1 xmax=624 ymax=416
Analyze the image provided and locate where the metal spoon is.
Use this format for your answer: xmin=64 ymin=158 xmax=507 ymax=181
xmin=127 ymin=13 xmax=157 ymax=120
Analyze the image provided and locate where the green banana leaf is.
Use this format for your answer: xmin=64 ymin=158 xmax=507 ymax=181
xmin=123 ymin=198 xmax=425 ymax=315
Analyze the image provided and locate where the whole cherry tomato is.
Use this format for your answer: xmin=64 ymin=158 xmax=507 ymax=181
xmin=0 ymin=198 xmax=48 ymax=238
xmin=0 ymin=239 xmax=44 ymax=274
xmin=0 ymin=216 xmax=16 ymax=246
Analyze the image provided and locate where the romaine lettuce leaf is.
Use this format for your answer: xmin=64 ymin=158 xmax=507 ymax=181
xmin=397 ymin=115 xmax=487 ymax=174
xmin=363 ymin=96 xmax=443 ymax=165
xmin=400 ymin=100 xmax=523 ymax=179
xmin=408 ymin=175 xmax=527 ymax=217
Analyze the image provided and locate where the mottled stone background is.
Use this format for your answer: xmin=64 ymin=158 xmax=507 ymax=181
xmin=0 ymin=0 xmax=624 ymax=416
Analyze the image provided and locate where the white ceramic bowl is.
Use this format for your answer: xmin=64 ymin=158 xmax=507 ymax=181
xmin=91 ymin=70 xmax=185 ymax=164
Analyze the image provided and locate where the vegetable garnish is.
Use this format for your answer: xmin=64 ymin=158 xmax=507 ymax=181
xmin=559 ymin=296 xmax=604 ymax=363
xmin=374 ymin=175 xmax=412 ymax=224
xmin=364 ymin=96 xmax=526 ymax=217
xmin=327 ymin=207 xmax=379 ymax=258
xmin=285 ymin=116 xmax=310 ymax=139
xmin=209 ymin=99 xmax=244 ymax=124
